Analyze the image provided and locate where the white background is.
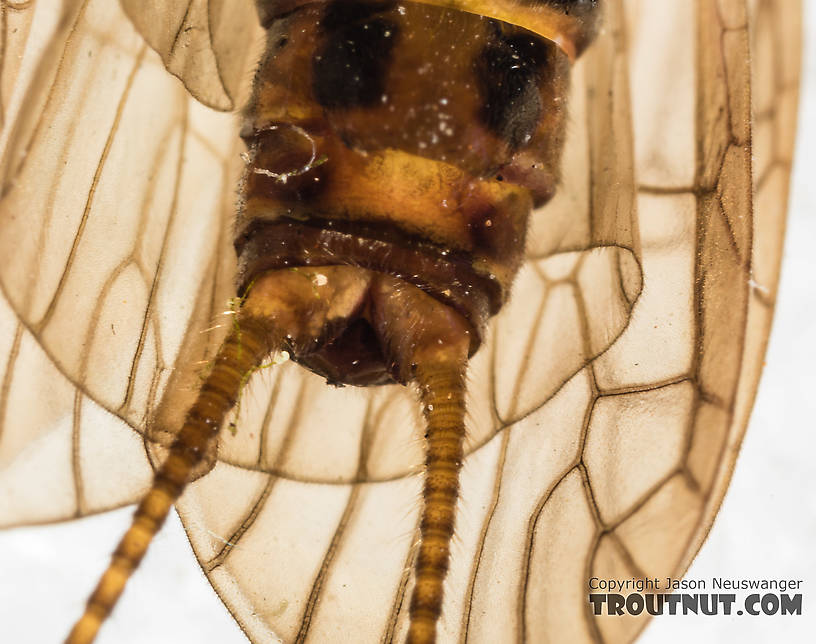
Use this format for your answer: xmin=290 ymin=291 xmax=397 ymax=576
xmin=0 ymin=4 xmax=814 ymax=644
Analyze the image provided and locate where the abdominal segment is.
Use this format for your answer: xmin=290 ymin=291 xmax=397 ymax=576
xmin=238 ymin=0 xmax=595 ymax=385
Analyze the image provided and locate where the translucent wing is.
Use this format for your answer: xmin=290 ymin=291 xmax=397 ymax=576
xmin=0 ymin=1 xmax=37 ymax=130
xmin=0 ymin=0 xmax=254 ymax=526
xmin=0 ymin=1 xmax=801 ymax=644
xmin=119 ymin=0 xmax=260 ymax=111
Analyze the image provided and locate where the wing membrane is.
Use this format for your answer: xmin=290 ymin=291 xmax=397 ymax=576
xmin=120 ymin=0 xmax=262 ymax=111
xmin=0 ymin=0 xmax=242 ymax=525
xmin=0 ymin=0 xmax=37 ymax=129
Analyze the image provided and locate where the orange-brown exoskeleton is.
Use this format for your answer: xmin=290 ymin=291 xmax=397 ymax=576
xmin=0 ymin=0 xmax=802 ymax=643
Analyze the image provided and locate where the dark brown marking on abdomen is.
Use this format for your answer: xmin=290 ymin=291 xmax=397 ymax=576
xmin=476 ymin=21 xmax=556 ymax=150
xmin=312 ymin=2 xmax=399 ymax=109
